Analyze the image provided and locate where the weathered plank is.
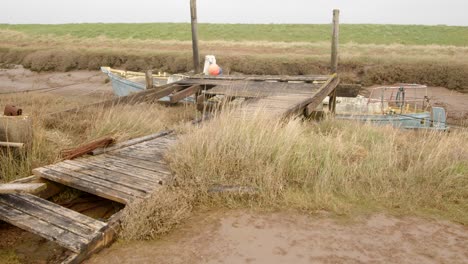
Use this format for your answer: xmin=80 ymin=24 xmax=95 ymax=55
xmin=91 ymin=130 xmax=173 ymax=155
xmin=59 ymin=160 xmax=157 ymax=192
xmin=0 ymin=183 xmax=46 ymax=194
xmin=33 ymin=167 xmax=136 ymax=204
xmin=8 ymin=193 xmax=105 ymax=230
xmin=0 ymin=194 xmax=98 ymax=239
xmin=169 ymin=85 xmax=201 ymax=103
xmin=102 ymin=154 xmax=172 ymax=175
xmin=0 ymin=203 xmax=89 ymax=253
xmin=66 ymin=158 xmax=165 ymax=185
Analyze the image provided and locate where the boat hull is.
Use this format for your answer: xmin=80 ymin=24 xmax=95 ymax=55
xmin=336 ymin=111 xmax=447 ymax=130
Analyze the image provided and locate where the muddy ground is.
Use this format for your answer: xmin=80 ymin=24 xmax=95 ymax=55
xmin=0 ymin=67 xmax=467 ymax=263
xmin=87 ymin=210 xmax=468 ymax=264
xmin=1 ymin=65 xmax=467 ymax=125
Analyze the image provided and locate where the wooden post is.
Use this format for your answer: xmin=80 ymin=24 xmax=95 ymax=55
xmin=145 ymin=70 xmax=153 ymax=89
xmin=190 ymin=0 xmax=201 ymax=73
xmin=331 ymin=9 xmax=340 ymax=73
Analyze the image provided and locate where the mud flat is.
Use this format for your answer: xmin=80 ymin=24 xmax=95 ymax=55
xmin=0 ymin=65 xmax=112 ymax=97
xmin=88 ymin=210 xmax=468 ymax=264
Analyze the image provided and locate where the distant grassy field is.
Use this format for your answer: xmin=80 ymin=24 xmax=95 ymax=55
xmin=1 ymin=23 xmax=467 ymax=89
xmin=1 ymin=23 xmax=468 ymax=46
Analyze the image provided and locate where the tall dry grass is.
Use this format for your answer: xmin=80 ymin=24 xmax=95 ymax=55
xmin=0 ymin=93 xmax=196 ymax=182
xmin=172 ymin=112 xmax=468 ymax=219
xmin=120 ymin=111 xmax=468 ymax=240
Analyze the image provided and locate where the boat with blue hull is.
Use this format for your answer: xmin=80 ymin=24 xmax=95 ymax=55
xmin=101 ymin=67 xmax=172 ymax=97
xmin=327 ymin=85 xmax=448 ymax=130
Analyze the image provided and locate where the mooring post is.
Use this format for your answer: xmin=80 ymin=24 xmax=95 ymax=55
xmin=329 ymin=9 xmax=340 ymax=114
xmin=331 ymin=9 xmax=340 ymax=73
xmin=190 ymin=0 xmax=201 ymax=74
xmin=145 ymin=70 xmax=153 ymax=89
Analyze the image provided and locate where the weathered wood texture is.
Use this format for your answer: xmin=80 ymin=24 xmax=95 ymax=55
xmin=331 ymin=9 xmax=340 ymax=73
xmin=190 ymin=0 xmax=200 ymax=73
xmin=0 ymin=183 xmax=46 ymax=194
xmin=0 ymin=193 xmax=106 ymax=253
xmin=33 ymin=134 xmax=176 ymax=205
xmin=221 ymin=75 xmax=340 ymax=119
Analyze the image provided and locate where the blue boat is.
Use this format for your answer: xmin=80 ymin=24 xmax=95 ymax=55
xmin=101 ymin=67 xmax=171 ymax=97
xmin=331 ymin=85 xmax=448 ymax=130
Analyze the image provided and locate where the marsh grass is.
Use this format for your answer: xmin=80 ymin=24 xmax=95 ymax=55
xmin=0 ymin=93 xmax=196 ymax=182
xmin=120 ymin=109 xmax=468 ymax=240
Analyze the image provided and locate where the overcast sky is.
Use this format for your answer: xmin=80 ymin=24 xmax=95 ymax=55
xmin=1 ymin=0 xmax=467 ymax=26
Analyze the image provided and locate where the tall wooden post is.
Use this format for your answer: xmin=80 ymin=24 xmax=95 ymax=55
xmin=145 ymin=70 xmax=153 ymax=89
xmin=329 ymin=9 xmax=340 ymax=114
xmin=190 ymin=0 xmax=200 ymax=73
xmin=331 ymin=9 xmax=340 ymax=73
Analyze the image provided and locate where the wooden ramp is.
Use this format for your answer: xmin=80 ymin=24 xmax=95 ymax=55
xmin=178 ymin=74 xmax=340 ymax=119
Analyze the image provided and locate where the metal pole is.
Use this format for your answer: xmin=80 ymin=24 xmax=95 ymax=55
xmin=190 ymin=0 xmax=200 ymax=73
xmin=331 ymin=9 xmax=340 ymax=73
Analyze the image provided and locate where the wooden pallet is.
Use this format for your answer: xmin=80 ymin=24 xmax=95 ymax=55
xmin=33 ymin=134 xmax=176 ymax=205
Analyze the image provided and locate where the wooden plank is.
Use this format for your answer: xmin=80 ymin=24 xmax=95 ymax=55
xmin=46 ymin=164 xmax=149 ymax=198
xmin=33 ymin=167 xmax=136 ymax=204
xmin=0 ymin=141 xmax=24 ymax=148
xmin=110 ymin=153 xmax=172 ymax=174
xmin=0 ymin=194 xmax=99 ymax=239
xmin=91 ymin=130 xmax=173 ymax=155
xmin=169 ymin=85 xmax=201 ymax=103
xmin=102 ymin=154 xmax=172 ymax=175
xmin=0 ymin=204 xmax=88 ymax=253
xmin=64 ymin=158 xmax=164 ymax=185
xmin=8 ymin=193 xmax=106 ymax=231
xmin=284 ymin=75 xmax=340 ymax=117
xmin=181 ymin=75 xmax=331 ymax=83
xmin=10 ymin=176 xmax=64 ymax=199
xmin=59 ymin=160 xmax=158 ymax=192
xmin=0 ymin=183 xmax=46 ymax=194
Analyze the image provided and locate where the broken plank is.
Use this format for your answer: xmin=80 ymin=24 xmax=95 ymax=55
xmin=169 ymin=85 xmax=201 ymax=103
xmin=33 ymin=167 xmax=136 ymax=204
xmin=8 ymin=193 xmax=106 ymax=231
xmin=0 ymin=183 xmax=46 ymax=194
xmin=0 ymin=194 xmax=98 ymax=239
xmin=0 ymin=204 xmax=88 ymax=253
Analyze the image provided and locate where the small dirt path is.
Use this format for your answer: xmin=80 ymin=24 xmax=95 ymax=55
xmin=87 ymin=210 xmax=468 ymax=264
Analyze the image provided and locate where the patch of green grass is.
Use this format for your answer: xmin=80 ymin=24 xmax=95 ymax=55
xmin=0 ymin=23 xmax=467 ymax=46
xmin=0 ymin=249 xmax=21 ymax=264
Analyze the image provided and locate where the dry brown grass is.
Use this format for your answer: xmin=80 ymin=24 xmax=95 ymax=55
xmin=168 ymin=111 xmax=468 ymax=221
xmin=118 ymin=110 xmax=468 ymax=241
xmin=0 ymin=92 xmax=196 ymax=182
xmin=120 ymin=187 xmax=194 ymax=240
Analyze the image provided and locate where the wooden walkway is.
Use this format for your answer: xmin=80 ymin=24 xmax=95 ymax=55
xmin=178 ymin=74 xmax=339 ymax=119
xmin=0 ymin=132 xmax=176 ymax=263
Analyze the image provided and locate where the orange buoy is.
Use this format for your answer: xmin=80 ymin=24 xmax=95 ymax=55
xmin=208 ymin=64 xmax=222 ymax=76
